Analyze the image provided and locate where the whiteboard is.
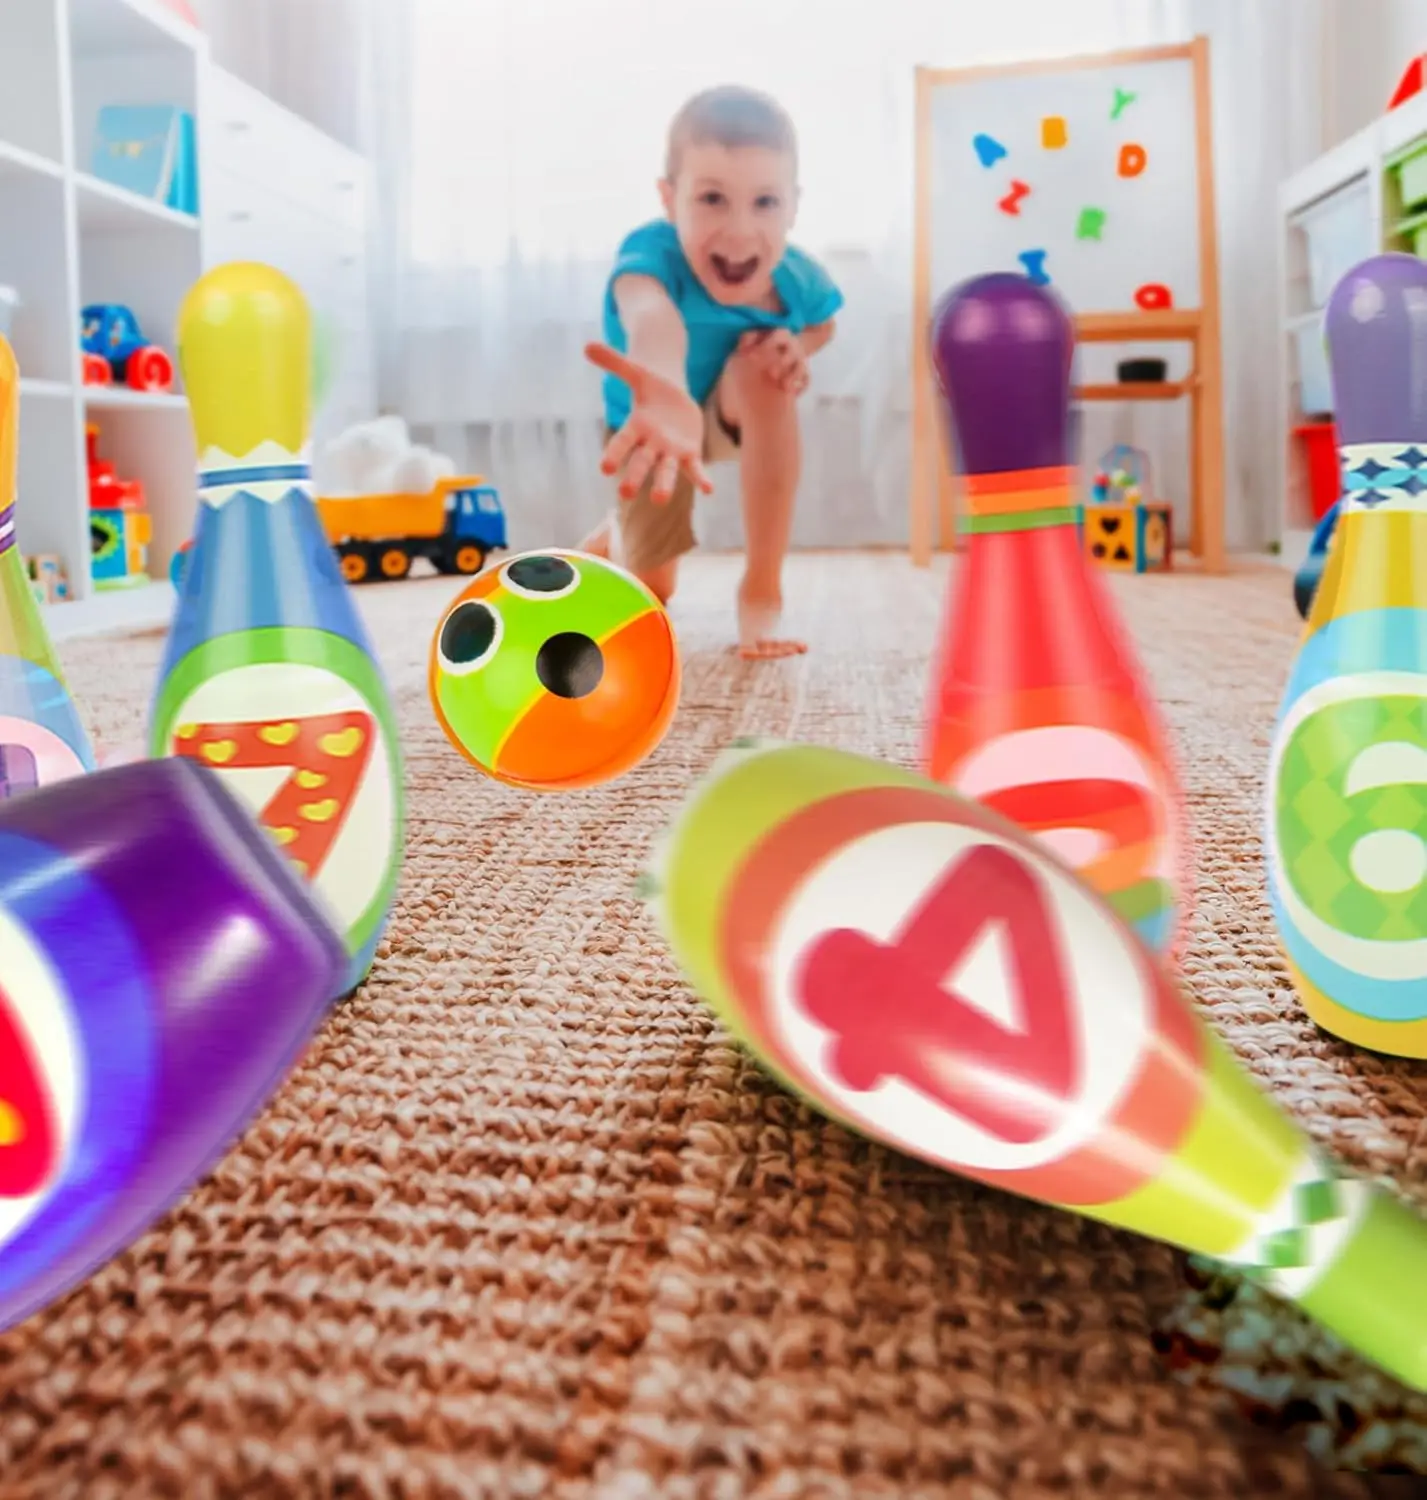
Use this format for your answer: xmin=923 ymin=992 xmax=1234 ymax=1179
xmin=928 ymin=53 xmax=1202 ymax=317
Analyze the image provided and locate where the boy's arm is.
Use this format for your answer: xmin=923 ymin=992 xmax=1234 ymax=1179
xmin=612 ymin=274 xmax=690 ymax=391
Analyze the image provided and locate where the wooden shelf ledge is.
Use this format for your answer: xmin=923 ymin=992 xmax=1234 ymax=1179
xmin=1075 ymin=309 xmax=1203 ymax=342
xmin=1074 ymin=379 xmax=1196 ymax=401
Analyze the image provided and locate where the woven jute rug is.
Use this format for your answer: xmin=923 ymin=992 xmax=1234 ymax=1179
xmin=2 ymin=551 xmax=1423 ymax=1500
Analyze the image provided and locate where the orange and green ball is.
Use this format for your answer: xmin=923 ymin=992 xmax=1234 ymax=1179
xmin=428 ymin=550 xmax=680 ymax=791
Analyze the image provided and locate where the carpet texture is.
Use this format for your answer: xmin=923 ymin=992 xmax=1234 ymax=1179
xmin=2 ymin=552 xmax=1425 ymax=1500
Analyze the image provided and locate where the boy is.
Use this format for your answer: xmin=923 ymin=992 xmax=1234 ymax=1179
xmin=581 ymin=85 xmax=842 ymax=659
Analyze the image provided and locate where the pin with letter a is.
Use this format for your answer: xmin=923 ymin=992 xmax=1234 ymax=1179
xmin=150 ymin=263 xmax=404 ymax=991
xmin=648 ymin=738 xmax=1427 ymax=1394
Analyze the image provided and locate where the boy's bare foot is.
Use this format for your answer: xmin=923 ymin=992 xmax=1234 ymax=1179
xmin=736 ymin=591 xmax=807 ymax=660
xmin=578 ymin=520 xmax=612 ymax=559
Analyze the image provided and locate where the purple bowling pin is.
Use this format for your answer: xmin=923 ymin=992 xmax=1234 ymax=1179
xmin=1266 ymin=252 xmax=1427 ymax=1056
xmin=0 ymin=757 xmax=348 ymax=1332
xmin=923 ymin=272 xmax=1191 ymax=956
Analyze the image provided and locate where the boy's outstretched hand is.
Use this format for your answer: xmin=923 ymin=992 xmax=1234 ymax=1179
xmin=585 ymin=342 xmax=715 ymax=504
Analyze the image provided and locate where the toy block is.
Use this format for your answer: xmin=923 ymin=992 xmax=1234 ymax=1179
xmin=1083 ymin=502 xmax=1172 ymax=573
xmin=1136 ymin=502 xmax=1172 ymax=572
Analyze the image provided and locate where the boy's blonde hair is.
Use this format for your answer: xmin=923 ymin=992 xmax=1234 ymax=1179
xmin=664 ymin=85 xmax=798 ymax=181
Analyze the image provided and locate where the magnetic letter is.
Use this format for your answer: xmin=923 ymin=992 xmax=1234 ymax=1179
xmin=1018 ymin=249 xmax=1051 ymax=285
xmin=1076 ymin=207 xmax=1107 ymax=240
xmin=1118 ymin=142 xmax=1147 ymax=177
xmin=999 ymin=179 xmax=1031 ymax=215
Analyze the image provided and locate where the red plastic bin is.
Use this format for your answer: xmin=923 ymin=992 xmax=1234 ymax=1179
xmin=1294 ymin=421 xmax=1341 ymax=522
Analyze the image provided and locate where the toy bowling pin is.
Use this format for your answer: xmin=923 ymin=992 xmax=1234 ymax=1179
xmin=150 ymin=264 xmax=404 ymax=992
xmin=1266 ymin=253 xmax=1427 ymax=1057
xmin=0 ymin=756 xmax=348 ymax=1334
xmin=0 ymin=336 xmax=95 ymax=798
xmin=648 ymin=738 xmax=1427 ymax=1392
xmin=924 ymin=273 xmax=1189 ymax=958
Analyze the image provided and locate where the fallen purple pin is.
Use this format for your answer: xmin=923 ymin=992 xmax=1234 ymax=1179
xmin=0 ymin=756 xmax=349 ymax=1334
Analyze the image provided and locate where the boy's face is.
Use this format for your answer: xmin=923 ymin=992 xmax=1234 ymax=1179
xmin=659 ymin=142 xmax=798 ymax=306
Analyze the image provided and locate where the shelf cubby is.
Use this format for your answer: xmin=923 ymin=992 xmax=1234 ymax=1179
xmin=0 ymin=170 xmax=74 ymax=384
xmin=0 ymin=0 xmax=375 ymax=639
xmin=1276 ymin=92 xmax=1427 ymax=563
xmin=15 ymin=384 xmax=85 ymax=572
xmin=0 ymin=0 xmax=66 ymax=166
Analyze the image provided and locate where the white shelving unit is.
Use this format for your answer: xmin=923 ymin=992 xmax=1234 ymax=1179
xmin=0 ymin=0 xmax=376 ymax=642
xmin=1276 ymin=90 xmax=1427 ymax=567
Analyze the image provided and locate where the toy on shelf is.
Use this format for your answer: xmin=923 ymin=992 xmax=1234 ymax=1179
xmin=1084 ymin=443 xmax=1172 ymax=572
xmin=87 ymin=423 xmax=151 ymax=590
xmin=1090 ymin=442 xmax=1150 ymax=505
xmin=154 ymin=0 xmax=199 ymax=24
xmin=81 ymin=304 xmax=174 ymax=392
xmin=92 ymin=105 xmax=198 ymax=217
xmin=1388 ymin=134 xmax=1427 ymax=258
xmin=1083 ymin=500 xmax=1173 ymax=573
xmin=313 ymin=414 xmax=508 ymax=583
xmin=25 ymin=554 xmax=71 ymax=605
xmin=1388 ymin=55 xmax=1426 ymax=111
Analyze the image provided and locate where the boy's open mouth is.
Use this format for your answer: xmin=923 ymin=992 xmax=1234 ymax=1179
xmin=710 ymin=253 xmax=760 ymax=287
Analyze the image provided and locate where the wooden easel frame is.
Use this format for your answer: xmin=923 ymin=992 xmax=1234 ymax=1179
xmin=909 ymin=36 xmax=1226 ymax=572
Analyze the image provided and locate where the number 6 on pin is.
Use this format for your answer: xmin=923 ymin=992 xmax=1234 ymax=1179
xmin=1266 ymin=252 xmax=1427 ymax=1058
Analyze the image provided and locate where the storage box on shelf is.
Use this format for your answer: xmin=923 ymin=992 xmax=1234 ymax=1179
xmin=1386 ymin=134 xmax=1427 ymax=259
xmin=1284 ymin=176 xmax=1374 ymax=419
xmin=0 ymin=0 xmax=376 ymax=640
xmin=1276 ymin=89 xmax=1427 ymax=568
xmin=1301 ymin=177 xmax=1375 ymax=308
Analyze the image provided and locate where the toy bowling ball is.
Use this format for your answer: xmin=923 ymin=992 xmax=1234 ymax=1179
xmin=429 ymin=549 xmax=680 ymax=791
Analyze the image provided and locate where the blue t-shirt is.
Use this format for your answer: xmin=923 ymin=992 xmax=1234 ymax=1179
xmin=601 ymin=219 xmax=844 ymax=431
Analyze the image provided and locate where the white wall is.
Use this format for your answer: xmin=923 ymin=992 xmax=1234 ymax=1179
xmin=1326 ymin=0 xmax=1425 ymax=144
xmin=189 ymin=0 xmax=372 ymax=152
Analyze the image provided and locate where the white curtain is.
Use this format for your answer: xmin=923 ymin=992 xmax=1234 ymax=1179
xmin=362 ymin=0 xmax=1329 ymax=555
